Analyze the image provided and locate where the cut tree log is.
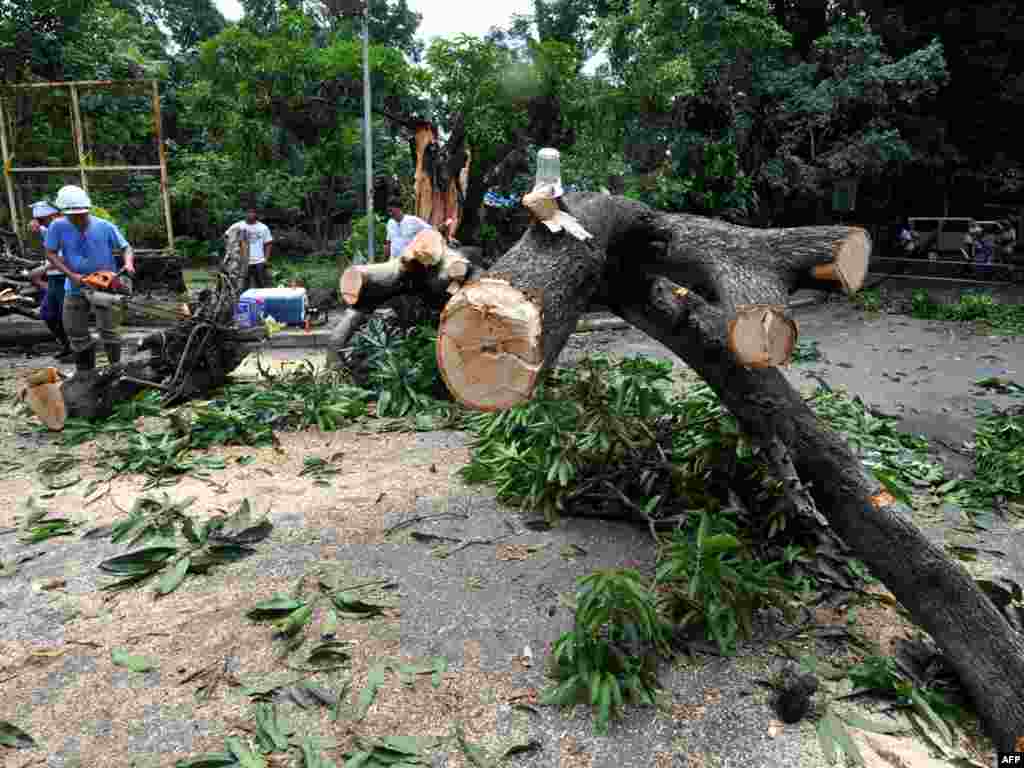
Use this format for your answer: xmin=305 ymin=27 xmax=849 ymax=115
xmin=325 ymin=241 xmax=484 ymax=366
xmin=432 ymin=190 xmax=1021 ymax=750
xmin=436 ymin=193 xmax=867 ymax=410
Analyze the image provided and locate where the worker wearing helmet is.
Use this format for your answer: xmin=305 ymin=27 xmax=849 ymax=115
xmin=44 ymin=185 xmax=135 ymax=373
xmin=28 ymin=200 xmax=73 ymax=360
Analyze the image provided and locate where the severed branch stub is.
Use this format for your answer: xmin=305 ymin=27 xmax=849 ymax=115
xmin=726 ymin=304 xmax=798 ymax=368
xmin=808 ymin=229 xmax=869 ymax=294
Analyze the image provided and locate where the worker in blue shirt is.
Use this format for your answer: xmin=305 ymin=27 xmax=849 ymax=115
xmin=28 ymin=200 xmax=73 ymax=360
xmin=44 ymin=185 xmax=135 ymax=373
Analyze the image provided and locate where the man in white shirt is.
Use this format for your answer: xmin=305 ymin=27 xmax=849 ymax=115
xmin=227 ymin=208 xmax=273 ymax=289
xmin=385 ymin=200 xmax=432 ymax=261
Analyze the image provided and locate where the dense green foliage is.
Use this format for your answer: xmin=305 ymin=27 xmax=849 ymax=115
xmin=910 ymin=291 xmax=1024 ymax=335
xmin=5 ymin=0 xmax=1019 ymax=259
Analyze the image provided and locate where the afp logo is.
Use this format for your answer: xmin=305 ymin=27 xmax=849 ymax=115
xmin=1000 ymin=753 xmax=1024 ymax=765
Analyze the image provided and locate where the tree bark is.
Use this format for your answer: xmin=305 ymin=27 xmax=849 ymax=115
xmin=412 ymin=120 xmax=471 ymax=238
xmin=437 ymin=193 xmax=868 ymax=410
xmin=437 ymin=194 xmax=659 ymax=411
xmin=603 ymin=273 xmax=1024 ymax=753
xmin=433 ymin=191 xmax=1024 ymax=750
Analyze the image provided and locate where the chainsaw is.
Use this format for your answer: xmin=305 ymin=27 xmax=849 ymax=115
xmin=80 ymin=269 xmax=133 ymax=307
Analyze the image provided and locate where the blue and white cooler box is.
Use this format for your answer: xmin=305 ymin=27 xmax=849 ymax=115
xmin=240 ymin=288 xmax=307 ymax=326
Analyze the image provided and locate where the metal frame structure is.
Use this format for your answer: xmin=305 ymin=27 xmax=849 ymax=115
xmin=0 ymin=79 xmax=175 ymax=259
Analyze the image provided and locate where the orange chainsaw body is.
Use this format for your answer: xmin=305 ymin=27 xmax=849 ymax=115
xmin=81 ymin=271 xmax=127 ymax=292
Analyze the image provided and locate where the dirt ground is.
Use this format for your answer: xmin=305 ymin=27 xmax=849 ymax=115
xmin=2 ymin=297 xmax=1022 ymax=768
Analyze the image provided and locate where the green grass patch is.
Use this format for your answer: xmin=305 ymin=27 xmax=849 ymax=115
xmin=910 ymin=290 xmax=1024 ymax=335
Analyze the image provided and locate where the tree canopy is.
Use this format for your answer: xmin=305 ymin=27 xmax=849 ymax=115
xmin=0 ymin=0 xmax=1021 ymax=251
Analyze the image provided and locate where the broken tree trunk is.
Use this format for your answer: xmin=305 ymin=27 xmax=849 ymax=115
xmin=434 ymin=190 xmax=1023 ymax=751
xmin=413 ymin=120 xmax=471 ymax=238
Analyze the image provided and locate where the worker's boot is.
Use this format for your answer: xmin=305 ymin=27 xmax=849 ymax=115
xmin=104 ymin=343 xmax=121 ymax=365
xmin=74 ymin=346 xmax=96 ymax=374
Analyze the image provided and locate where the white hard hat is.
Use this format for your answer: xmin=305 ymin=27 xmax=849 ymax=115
xmin=30 ymin=200 xmax=59 ymax=218
xmin=55 ymin=185 xmax=92 ymax=214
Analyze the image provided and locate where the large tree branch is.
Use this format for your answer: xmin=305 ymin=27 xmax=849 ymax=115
xmin=602 ymin=272 xmax=1024 ymax=753
xmin=438 ymin=193 xmax=867 ymax=408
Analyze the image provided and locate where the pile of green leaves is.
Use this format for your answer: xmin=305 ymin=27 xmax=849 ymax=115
xmin=460 ymin=356 xmax=675 ymax=517
xmin=15 ymin=497 xmax=80 ymax=544
xmin=104 ymin=431 xmax=228 ymax=490
xmin=59 ymin=390 xmax=163 ymax=447
xmin=544 ymin=568 xmax=670 ymax=735
xmin=910 ymin=290 xmax=1024 ymax=335
xmin=944 ymin=408 xmax=1024 ymax=512
xmin=344 ymin=317 xmax=454 ymax=421
xmin=654 ymin=510 xmax=803 ymax=655
xmin=245 ymin=570 xmax=395 ymax=675
xmin=190 ymin=362 xmax=371 ymax=445
xmin=175 ymin=703 xmax=343 ymax=768
xmin=95 ymin=497 xmax=272 ymax=594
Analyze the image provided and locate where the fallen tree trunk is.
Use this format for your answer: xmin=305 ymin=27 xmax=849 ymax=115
xmin=436 ymin=191 xmax=1024 ymax=751
xmin=436 ymin=193 xmax=867 ymax=409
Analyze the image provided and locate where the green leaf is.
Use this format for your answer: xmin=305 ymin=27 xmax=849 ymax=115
xmin=343 ymin=750 xmax=374 ymax=768
xmin=225 ymin=736 xmax=266 ymax=768
xmin=828 ymin=710 xmax=866 ymax=766
xmin=156 ymin=556 xmax=191 ymax=596
xmin=99 ymin=546 xmax=178 ymax=574
xmin=173 ymin=753 xmax=238 ymax=768
xmin=307 ymin=642 xmax=352 ymax=667
xmin=817 ymin=707 xmax=839 ymax=764
xmin=597 ymin=677 xmax=612 ymax=735
xmin=254 ymin=702 xmax=289 ymax=752
xmin=111 ymin=647 xmax=158 ymax=672
xmin=320 ymin=607 xmax=338 ymax=637
xmin=0 ymin=720 xmax=36 ymax=749
xmin=838 ymin=711 xmax=908 ymax=736
xmin=332 ymin=592 xmax=386 ymax=617
xmin=379 ymin=736 xmax=419 ymax=755
xmin=355 ymin=662 xmax=388 ymax=720
xmin=700 ymin=533 xmax=741 ymax=555
xmin=431 ymin=656 xmax=447 ymax=688
xmin=246 ymin=597 xmax=305 ymax=620
xmin=910 ymin=687 xmax=954 ymax=748
xmin=276 ymin=604 xmax=314 ymax=638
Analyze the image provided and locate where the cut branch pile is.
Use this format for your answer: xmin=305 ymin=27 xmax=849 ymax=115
xmin=325 ymin=190 xmax=1024 ymax=750
xmin=20 ymin=226 xmax=264 ymax=425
